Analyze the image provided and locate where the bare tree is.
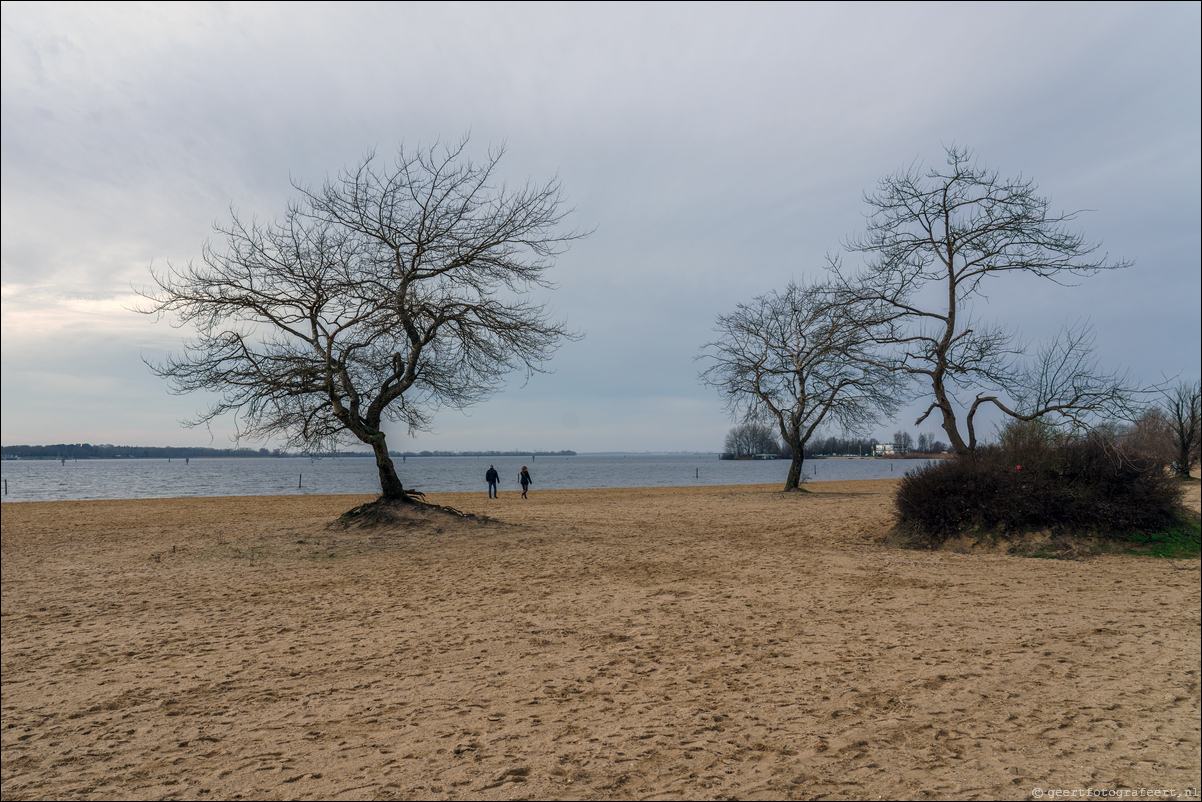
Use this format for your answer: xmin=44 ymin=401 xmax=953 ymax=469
xmin=1119 ymin=407 xmax=1175 ymax=467
xmin=723 ymin=422 xmax=781 ymax=458
xmin=699 ymin=280 xmax=904 ymax=491
xmin=141 ymin=139 xmax=583 ymax=503
xmin=840 ymin=145 xmax=1142 ymax=456
xmin=1164 ymin=381 xmax=1201 ymax=478
xmin=892 ymin=430 xmax=913 ymax=454
xmin=915 ymin=432 xmax=948 ymax=454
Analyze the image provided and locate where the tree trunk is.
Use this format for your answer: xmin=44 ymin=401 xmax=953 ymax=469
xmin=945 ymin=419 xmax=971 ymax=456
xmin=784 ymin=451 xmax=805 ymax=491
xmin=1175 ymin=439 xmax=1195 ymax=479
xmin=371 ymin=439 xmax=410 ymax=501
xmin=929 ymin=362 xmax=973 ymax=456
xmin=934 ymin=394 xmax=971 ymax=456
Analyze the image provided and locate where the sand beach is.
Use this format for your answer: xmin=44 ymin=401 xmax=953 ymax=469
xmin=2 ymin=479 xmax=1199 ymax=800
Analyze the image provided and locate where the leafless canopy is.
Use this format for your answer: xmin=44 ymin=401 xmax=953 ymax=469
xmin=141 ymin=139 xmax=583 ymax=501
xmin=699 ymin=279 xmax=905 ymax=490
xmin=841 ymin=145 xmax=1140 ymax=455
xmin=1164 ymin=381 xmax=1201 ymax=478
xmin=723 ymin=422 xmax=781 ymax=459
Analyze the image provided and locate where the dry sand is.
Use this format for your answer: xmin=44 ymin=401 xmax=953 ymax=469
xmin=2 ymin=479 xmax=1199 ymax=800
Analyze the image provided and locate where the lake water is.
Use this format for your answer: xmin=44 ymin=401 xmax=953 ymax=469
xmin=0 ymin=454 xmax=936 ymax=503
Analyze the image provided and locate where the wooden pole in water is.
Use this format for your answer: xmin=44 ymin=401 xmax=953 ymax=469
xmin=299 ymin=474 xmax=302 ymax=488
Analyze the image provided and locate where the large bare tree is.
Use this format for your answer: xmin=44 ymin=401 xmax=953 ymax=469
xmin=141 ymin=140 xmax=582 ymax=503
xmin=699 ymin=280 xmax=904 ymax=490
xmin=841 ymin=146 xmax=1141 ymax=455
xmin=1164 ymin=381 xmax=1201 ymax=479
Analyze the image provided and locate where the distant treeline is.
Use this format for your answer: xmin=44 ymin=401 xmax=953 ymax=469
xmin=2 ymin=444 xmax=287 ymax=460
xmin=802 ymin=435 xmax=880 ymax=458
xmin=2 ymin=444 xmax=578 ymax=460
xmin=389 ymin=450 xmax=577 ymax=458
xmin=798 ymin=436 xmax=882 ymax=458
xmin=802 ymin=435 xmax=948 ymax=457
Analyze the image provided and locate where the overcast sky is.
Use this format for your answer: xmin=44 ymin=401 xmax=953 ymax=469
xmin=2 ymin=2 xmax=1199 ymax=453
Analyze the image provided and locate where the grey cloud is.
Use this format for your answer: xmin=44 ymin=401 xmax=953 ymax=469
xmin=2 ymin=3 xmax=1197 ymax=451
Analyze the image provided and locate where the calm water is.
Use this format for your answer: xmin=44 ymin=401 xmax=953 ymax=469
xmin=0 ymin=454 xmax=935 ymax=503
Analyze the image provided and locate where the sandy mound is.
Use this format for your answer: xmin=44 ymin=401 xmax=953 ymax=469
xmin=332 ymin=497 xmax=502 ymax=532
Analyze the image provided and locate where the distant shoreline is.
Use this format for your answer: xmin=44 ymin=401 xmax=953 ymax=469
xmin=3 ymin=448 xmax=951 ymax=461
xmin=1 ymin=447 xmax=580 ymax=460
xmin=823 ymin=453 xmax=953 ymax=459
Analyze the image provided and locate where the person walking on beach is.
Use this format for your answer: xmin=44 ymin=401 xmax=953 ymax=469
xmin=519 ymin=466 xmax=532 ymax=499
xmin=486 ymin=464 xmax=500 ymax=499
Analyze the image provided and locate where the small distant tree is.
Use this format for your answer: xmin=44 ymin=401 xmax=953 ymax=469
xmin=723 ymin=422 xmax=781 ymax=457
xmin=893 ymin=430 xmax=914 ymax=454
xmin=840 ymin=146 xmax=1143 ymax=456
xmin=700 ymin=279 xmax=905 ymax=490
xmin=141 ymin=139 xmax=583 ymax=504
xmin=1164 ymin=381 xmax=1201 ymax=478
xmin=914 ymin=433 xmax=950 ymax=454
xmin=1120 ymin=407 xmax=1175 ymax=467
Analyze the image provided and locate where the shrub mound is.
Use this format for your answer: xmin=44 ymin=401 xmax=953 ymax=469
xmin=895 ymin=434 xmax=1186 ymax=546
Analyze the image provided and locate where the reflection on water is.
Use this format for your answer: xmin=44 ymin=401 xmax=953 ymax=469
xmin=0 ymin=455 xmax=936 ymax=503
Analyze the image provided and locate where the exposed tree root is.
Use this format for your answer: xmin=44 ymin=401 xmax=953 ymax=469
xmin=332 ymin=495 xmax=498 ymax=530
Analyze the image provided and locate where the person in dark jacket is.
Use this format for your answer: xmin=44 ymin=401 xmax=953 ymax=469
xmin=486 ymin=465 xmax=499 ymax=499
xmin=519 ymin=466 xmax=532 ymax=499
